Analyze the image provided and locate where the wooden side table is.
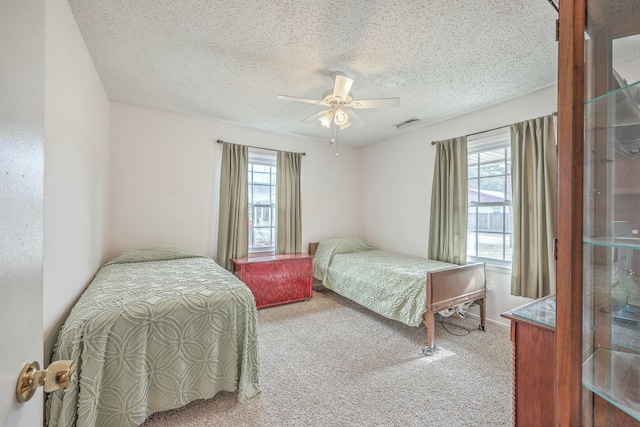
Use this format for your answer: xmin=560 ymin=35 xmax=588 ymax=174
xmin=231 ymin=253 xmax=313 ymax=309
xmin=501 ymin=295 xmax=556 ymax=427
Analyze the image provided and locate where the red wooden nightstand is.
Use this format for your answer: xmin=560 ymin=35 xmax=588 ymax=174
xmin=231 ymin=253 xmax=313 ymax=308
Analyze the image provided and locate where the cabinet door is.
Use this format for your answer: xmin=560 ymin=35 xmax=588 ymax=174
xmin=581 ymin=1 xmax=640 ymax=423
xmin=514 ymin=323 xmax=555 ymax=426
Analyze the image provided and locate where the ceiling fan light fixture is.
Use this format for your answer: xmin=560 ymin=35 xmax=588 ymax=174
xmin=319 ymin=110 xmax=334 ymax=128
xmin=333 ymin=108 xmax=349 ymax=126
xmin=277 ymin=71 xmax=400 ymax=142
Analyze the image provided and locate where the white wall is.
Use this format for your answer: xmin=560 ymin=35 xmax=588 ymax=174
xmin=43 ymin=0 xmax=110 ymax=360
xmin=358 ymin=86 xmax=558 ymax=325
xmin=108 ymin=103 xmax=360 ymax=260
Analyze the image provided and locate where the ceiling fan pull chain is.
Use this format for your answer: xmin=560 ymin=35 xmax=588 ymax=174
xmin=331 ymin=123 xmax=339 ymax=157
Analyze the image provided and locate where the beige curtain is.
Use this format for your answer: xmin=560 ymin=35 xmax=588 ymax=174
xmin=510 ymin=114 xmax=557 ymax=298
xmin=216 ymin=142 xmax=249 ymax=271
xmin=428 ymin=136 xmax=468 ymax=265
xmin=276 ymin=151 xmax=302 ymax=254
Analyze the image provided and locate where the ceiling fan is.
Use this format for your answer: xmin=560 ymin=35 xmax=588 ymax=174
xmin=277 ymin=72 xmax=400 ymax=131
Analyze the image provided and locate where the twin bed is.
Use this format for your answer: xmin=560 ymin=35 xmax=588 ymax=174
xmin=48 ymin=240 xmax=485 ymax=425
xmin=311 ymin=238 xmax=487 ymax=355
xmin=46 ymin=247 xmax=260 ymax=427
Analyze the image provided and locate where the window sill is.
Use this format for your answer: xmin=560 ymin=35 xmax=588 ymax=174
xmin=249 ymin=251 xmax=276 ymax=257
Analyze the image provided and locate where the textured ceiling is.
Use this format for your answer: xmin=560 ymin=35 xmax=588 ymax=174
xmin=67 ymin=0 xmax=559 ymax=147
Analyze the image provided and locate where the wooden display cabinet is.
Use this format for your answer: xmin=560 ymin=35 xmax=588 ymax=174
xmin=231 ymin=253 xmax=313 ymax=309
xmin=557 ymin=1 xmax=640 ymax=424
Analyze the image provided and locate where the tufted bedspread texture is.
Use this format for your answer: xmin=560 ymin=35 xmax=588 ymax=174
xmin=46 ymin=247 xmax=260 ymax=427
xmin=313 ymin=238 xmax=458 ymax=327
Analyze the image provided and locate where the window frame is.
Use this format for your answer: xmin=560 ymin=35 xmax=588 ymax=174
xmin=248 ymin=150 xmax=277 ymax=255
xmin=467 ymin=131 xmax=513 ymax=268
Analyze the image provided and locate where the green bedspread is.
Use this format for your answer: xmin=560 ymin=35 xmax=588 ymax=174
xmin=313 ymin=238 xmax=457 ymax=327
xmin=46 ymin=247 xmax=260 ymax=427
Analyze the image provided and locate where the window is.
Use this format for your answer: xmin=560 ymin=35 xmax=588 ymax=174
xmin=248 ymin=152 xmax=276 ymax=254
xmin=467 ymin=132 xmax=512 ymax=267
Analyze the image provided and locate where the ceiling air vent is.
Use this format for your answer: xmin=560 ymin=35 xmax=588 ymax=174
xmin=394 ymin=118 xmax=420 ymax=130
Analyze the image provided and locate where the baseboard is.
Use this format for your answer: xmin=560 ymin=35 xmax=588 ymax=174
xmin=465 ymin=312 xmax=510 ymax=330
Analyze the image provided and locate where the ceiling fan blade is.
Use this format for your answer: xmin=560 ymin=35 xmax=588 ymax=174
xmin=277 ymin=95 xmax=323 ymax=106
xmin=346 ymin=109 xmax=366 ymax=128
xmin=301 ymin=110 xmax=329 ymax=123
xmin=348 ymin=98 xmax=400 ymax=109
xmin=332 ymin=73 xmax=354 ymax=101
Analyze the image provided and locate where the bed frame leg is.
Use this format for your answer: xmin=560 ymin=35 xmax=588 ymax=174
xmin=421 ymin=311 xmax=435 ymax=356
xmin=478 ymin=298 xmax=486 ymax=331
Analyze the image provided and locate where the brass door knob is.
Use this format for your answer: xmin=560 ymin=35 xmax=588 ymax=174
xmin=16 ymin=360 xmax=76 ymax=403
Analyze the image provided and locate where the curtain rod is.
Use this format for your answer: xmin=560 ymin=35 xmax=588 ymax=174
xmin=216 ymin=139 xmax=306 ymax=156
xmin=430 ymin=111 xmax=557 ymax=145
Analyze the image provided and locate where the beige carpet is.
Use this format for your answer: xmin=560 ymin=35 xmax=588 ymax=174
xmin=141 ymin=285 xmax=512 ymax=427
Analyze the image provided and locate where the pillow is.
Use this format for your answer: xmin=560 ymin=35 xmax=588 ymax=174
xmin=313 ymin=238 xmax=374 ymax=282
xmin=103 ymin=246 xmax=206 ymax=266
xmin=318 ymin=237 xmax=374 ymax=255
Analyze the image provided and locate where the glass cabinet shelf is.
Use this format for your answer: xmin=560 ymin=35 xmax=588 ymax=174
xmin=585 ymin=79 xmax=640 ymax=129
xmin=582 ymin=349 xmax=640 ymax=421
xmin=584 ymin=237 xmax=640 ymax=250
